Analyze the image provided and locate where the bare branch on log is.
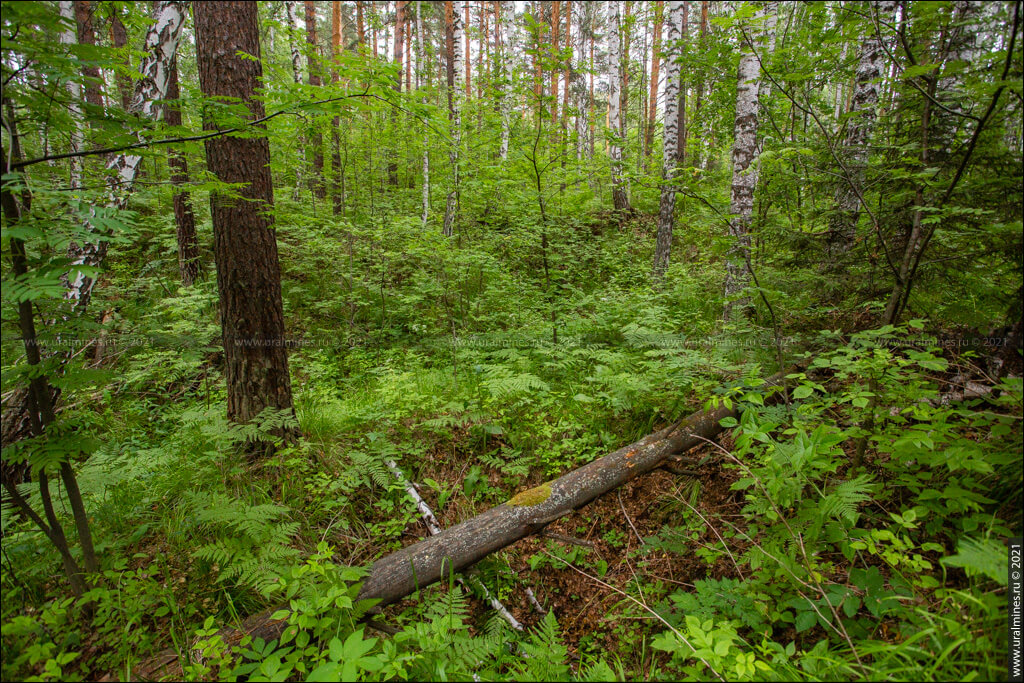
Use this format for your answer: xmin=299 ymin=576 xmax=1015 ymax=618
xmin=133 ymin=370 xmax=792 ymax=681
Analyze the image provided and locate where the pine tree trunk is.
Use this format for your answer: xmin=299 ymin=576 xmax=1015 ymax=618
xmin=652 ymin=1 xmax=686 ymax=279
xmin=496 ymin=0 xmax=510 ymax=160
xmin=331 ymin=0 xmax=344 ymax=215
xmin=285 ymin=2 xmax=307 ymax=201
xmin=109 ymin=8 xmax=133 ymax=110
xmin=305 ymin=0 xmax=326 ymax=200
xmin=551 ymin=1 xmax=560 ymax=124
xmin=73 ymin=1 xmax=105 ymax=110
xmin=165 ymin=56 xmax=200 ymax=286
xmin=194 ymin=0 xmax=297 ymax=449
xmin=418 ymin=0 xmax=430 ymax=223
xmin=464 ymin=1 xmax=471 ymax=97
xmin=645 ymin=1 xmax=664 ymax=167
xmin=388 ymin=1 xmax=405 ymax=186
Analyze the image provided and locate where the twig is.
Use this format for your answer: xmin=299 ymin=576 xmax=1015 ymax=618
xmin=539 ymin=550 xmax=724 ymax=682
xmin=617 ymin=490 xmax=645 ymax=545
xmin=524 ymin=587 xmax=546 ymax=614
xmin=541 ymin=530 xmax=595 ymax=548
xmin=385 ymin=459 xmax=523 ymax=630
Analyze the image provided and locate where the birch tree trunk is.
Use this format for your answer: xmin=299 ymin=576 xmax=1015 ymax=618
xmin=652 ymin=1 xmax=686 ymax=279
xmin=59 ymin=1 xmax=84 ymax=192
xmin=194 ymin=0 xmax=296 ymax=449
xmin=722 ymin=1 xmax=774 ymax=319
xmin=608 ymin=1 xmax=631 ymax=212
xmin=443 ymin=0 xmax=464 ymax=237
xmin=65 ymin=0 xmax=187 ymax=312
xmin=826 ymin=0 xmax=897 ymax=265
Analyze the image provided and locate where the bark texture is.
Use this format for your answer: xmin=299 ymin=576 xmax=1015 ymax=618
xmin=165 ymin=55 xmax=200 ymax=286
xmin=443 ymin=0 xmax=464 ymax=237
xmin=133 ymin=369 xmax=791 ymax=681
xmin=827 ymin=0 xmax=897 ymax=264
xmin=652 ymin=1 xmax=687 ymax=278
xmin=645 ymin=1 xmax=664 ymax=163
xmin=194 ymin=1 xmax=296 ymax=436
xmin=73 ymin=0 xmax=105 ymax=110
xmin=723 ymin=1 xmax=775 ymax=319
xmin=109 ymin=8 xmax=133 ymax=110
xmin=305 ymin=0 xmax=326 ymax=199
xmin=59 ymin=1 xmax=84 ymax=191
xmin=608 ymin=1 xmax=631 ymax=212
xmin=65 ymin=0 xmax=187 ymax=312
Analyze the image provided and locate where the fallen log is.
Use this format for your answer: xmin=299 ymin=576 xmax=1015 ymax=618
xmin=133 ymin=370 xmax=790 ymax=680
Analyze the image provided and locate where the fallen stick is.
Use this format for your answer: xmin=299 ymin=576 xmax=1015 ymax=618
xmin=384 ymin=459 xmax=523 ymax=631
xmin=133 ymin=369 xmax=791 ymax=680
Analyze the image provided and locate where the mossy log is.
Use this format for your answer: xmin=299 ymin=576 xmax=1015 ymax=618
xmin=133 ymin=370 xmax=790 ymax=680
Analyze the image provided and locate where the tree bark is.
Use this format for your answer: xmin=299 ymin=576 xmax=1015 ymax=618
xmin=65 ymin=0 xmax=188 ymax=312
xmin=73 ymin=1 xmax=105 ymax=111
xmin=194 ymin=1 xmax=296 ymax=448
xmin=826 ymin=1 xmax=897 ymax=266
xmin=443 ymin=1 xmax=464 ymax=237
xmin=132 ymin=369 xmax=792 ymax=682
xmin=2 ymin=114 xmax=96 ymax=595
xmin=305 ymin=0 xmax=326 ymax=200
xmin=418 ymin=0 xmax=431 ymax=223
xmin=652 ymin=1 xmax=686 ymax=279
xmin=608 ymin=1 xmax=631 ymax=212
xmin=388 ymin=0 xmax=405 ymax=186
xmin=59 ymin=1 xmax=84 ymax=191
xmin=165 ymin=55 xmax=200 ymax=286
xmin=496 ymin=0 xmax=510 ymax=160
xmin=723 ymin=1 xmax=775 ymax=319
xmin=645 ymin=1 xmax=664 ymax=165
xmin=109 ymin=7 xmax=133 ymax=110
xmin=464 ymin=0 xmax=472 ymax=97
xmin=331 ymin=0 xmax=343 ymax=215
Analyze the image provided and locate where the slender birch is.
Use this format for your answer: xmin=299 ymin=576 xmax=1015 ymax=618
xmin=608 ymin=1 xmax=631 ymax=212
xmin=827 ymin=0 xmax=897 ymax=264
xmin=653 ymin=1 xmax=687 ymax=279
xmin=65 ymin=1 xmax=188 ymax=311
xmin=443 ymin=1 xmax=464 ymax=237
xmin=722 ymin=1 xmax=775 ymax=318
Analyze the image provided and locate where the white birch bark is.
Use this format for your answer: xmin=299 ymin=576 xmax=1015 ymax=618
xmin=443 ymin=1 xmax=464 ymax=237
xmin=827 ymin=0 xmax=897 ymax=262
xmin=59 ymin=1 xmax=84 ymax=192
xmin=722 ymin=1 xmax=774 ymax=318
xmin=65 ymin=1 xmax=187 ymax=311
xmin=652 ymin=1 xmax=687 ymax=278
xmin=608 ymin=1 xmax=630 ymax=211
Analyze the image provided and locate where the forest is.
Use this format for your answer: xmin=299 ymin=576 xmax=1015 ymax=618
xmin=1 ymin=0 xmax=1022 ymax=680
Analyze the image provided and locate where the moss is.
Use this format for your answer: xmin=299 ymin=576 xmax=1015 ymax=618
xmin=507 ymin=483 xmax=553 ymax=507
